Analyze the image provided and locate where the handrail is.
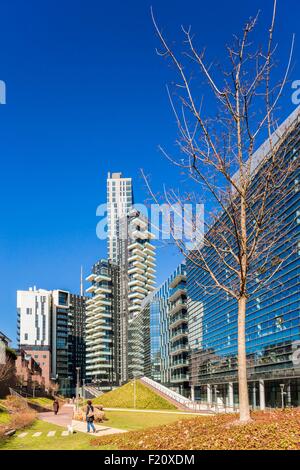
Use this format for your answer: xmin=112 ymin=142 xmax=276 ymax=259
xmin=140 ymin=377 xmax=238 ymax=414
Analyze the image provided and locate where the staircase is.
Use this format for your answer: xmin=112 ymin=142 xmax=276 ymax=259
xmin=140 ymin=377 xmax=214 ymax=413
xmin=84 ymin=386 xmax=104 ymax=399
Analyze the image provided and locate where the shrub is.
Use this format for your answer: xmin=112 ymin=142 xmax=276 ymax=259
xmin=4 ymin=396 xmax=28 ymax=412
xmin=9 ymin=410 xmax=36 ymax=430
xmin=74 ymin=406 xmax=105 ymax=423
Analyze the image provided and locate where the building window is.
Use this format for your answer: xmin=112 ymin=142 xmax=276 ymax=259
xmin=24 ymin=333 xmax=28 ymax=340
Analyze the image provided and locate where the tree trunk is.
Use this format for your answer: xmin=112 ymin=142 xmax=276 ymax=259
xmin=237 ymin=295 xmax=251 ymax=422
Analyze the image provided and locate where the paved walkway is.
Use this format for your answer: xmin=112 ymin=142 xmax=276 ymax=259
xmin=104 ymin=407 xmax=211 ymax=415
xmin=38 ymin=404 xmax=74 ymax=427
xmin=38 ymin=404 xmax=126 ymax=436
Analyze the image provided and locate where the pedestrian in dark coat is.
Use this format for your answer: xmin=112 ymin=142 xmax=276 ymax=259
xmin=53 ymin=399 xmax=59 ymax=415
xmin=86 ymin=400 xmax=96 ymax=433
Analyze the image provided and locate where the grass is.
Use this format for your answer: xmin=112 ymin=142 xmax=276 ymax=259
xmin=91 ymin=408 xmax=300 ymax=450
xmin=0 ymin=410 xmax=192 ymax=450
xmin=0 ymin=419 xmax=99 ymax=450
xmin=92 ymin=380 xmax=177 ymax=410
xmin=0 ymin=404 xmax=10 ymax=425
xmin=27 ymin=397 xmax=54 ymax=409
xmin=104 ymin=410 xmax=195 ymax=431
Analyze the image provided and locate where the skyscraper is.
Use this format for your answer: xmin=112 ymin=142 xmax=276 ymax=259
xmin=107 ymin=172 xmax=133 ymax=263
xmin=85 ymin=172 xmax=156 ymax=387
xmin=85 ymin=259 xmax=120 ymax=390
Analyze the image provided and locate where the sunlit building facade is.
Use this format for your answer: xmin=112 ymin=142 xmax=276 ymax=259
xmin=187 ymin=107 xmax=300 ymax=408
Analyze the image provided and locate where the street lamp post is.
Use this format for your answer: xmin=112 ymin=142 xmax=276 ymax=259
xmin=76 ymin=367 xmax=80 ymax=411
xmin=280 ymin=383 xmax=286 ymax=409
xmin=252 ymin=384 xmax=257 ymax=410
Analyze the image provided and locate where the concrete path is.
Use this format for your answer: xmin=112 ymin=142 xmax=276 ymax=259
xmin=104 ymin=407 xmax=211 ymax=416
xmin=38 ymin=404 xmax=74 ymax=427
xmin=71 ymin=419 xmax=126 ymax=436
xmin=38 ymin=404 xmax=126 ymax=437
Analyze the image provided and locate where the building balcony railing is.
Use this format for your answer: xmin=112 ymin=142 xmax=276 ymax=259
xmin=168 ymin=302 xmax=187 ymax=316
xmin=170 ymin=344 xmax=189 ymax=355
xmin=170 ymin=329 xmax=188 ymax=342
xmin=169 ymin=314 xmax=188 ymax=329
xmin=168 ymin=288 xmax=186 ymax=303
xmin=170 ymin=374 xmax=189 ymax=383
xmin=171 ymin=360 xmax=189 ymax=369
xmin=169 ymin=274 xmax=187 ymax=289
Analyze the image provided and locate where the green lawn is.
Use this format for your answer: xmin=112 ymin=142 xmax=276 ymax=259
xmin=92 ymin=380 xmax=177 ymax=410
xmin=0 ymin=419 xmax=99 ymax=450
xmin=104 ymin=410 xmax=195 ymax=431
xmin=27 ymin=397 xmax=54 ymax=409
xmin=0 ymin=410 xmax=193 ymax=450
xmin=0 ymin=404 xmax=10 ymax=425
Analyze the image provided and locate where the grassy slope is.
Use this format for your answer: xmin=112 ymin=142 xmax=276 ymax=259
xmin=27 ymin=397 xmax=54 ymax=409
xmin=93 ymin=380 xmax=177 ymax=410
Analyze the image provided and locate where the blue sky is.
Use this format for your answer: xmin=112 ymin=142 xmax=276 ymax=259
xmin=0 ymin=0 xmax=299 ymax=344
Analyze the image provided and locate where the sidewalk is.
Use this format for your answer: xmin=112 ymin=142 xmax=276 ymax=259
xmin=104 ymin=407 xmax=211 ymax=415
xmin=38 ymin=404 xmax=126 ymax=436
xmin=71 ymin=419 xmax=126 ymax=436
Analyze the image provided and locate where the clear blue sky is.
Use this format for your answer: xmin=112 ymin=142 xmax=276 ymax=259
xmin=0 ymin=0 xmax=299 ymax=344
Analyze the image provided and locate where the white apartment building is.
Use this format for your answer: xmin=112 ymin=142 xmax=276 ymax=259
xmin=17 ymin=287 xmax=53 ymax=385
xmin=17 ymin=287 xmax=52 ymax=348
xmin=107 ymin=172 xmax=133 ymax=263
xmin=17 ymin=287 xmax=86 ymax=392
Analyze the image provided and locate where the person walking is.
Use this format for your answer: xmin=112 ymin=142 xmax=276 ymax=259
xmin=53 ymin=398 xmax=59 ymax=415
xmin=86 ymin=400 xmax=96 ymax=433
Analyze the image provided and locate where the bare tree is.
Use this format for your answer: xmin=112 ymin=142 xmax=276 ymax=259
xmin=146 ymin=0 xmax=299 ymax=422
xmin=0 ymin=358 xmax=15 ymax=384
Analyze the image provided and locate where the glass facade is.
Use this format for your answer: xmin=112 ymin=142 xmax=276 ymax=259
xmin=187 ymin=114 xmax=300 ymax=408
xmin=154 ymin=263 xmax=188 ymax=395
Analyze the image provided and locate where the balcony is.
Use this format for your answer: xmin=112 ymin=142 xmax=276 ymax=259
xmin=169 ymin=314 xmax=188 ymax=329
xmin=128 ymin=266 xmax=144 ymax=275
xmin=168 ymin=302 xmax=187 ymax=316
xmin=170 ymin=344 xmax=189 ymax=355
xmin=169 ymin=274 xmax=187 ymax=289
xmin=95 ymin=274 xmax=111 ymax=282
xmin=86 ymin=273 xmax=97 ymax=282
xmin=168 ymin=288 xmax=186 ymax=303
xmin=86 ymin=285 xmax=96 ymax=294
xmin=128 ymin=291 xmax=144 ymax=300
xmin=128 ymin=255 xmax=144 ymax=264
xmin=171 ymin=360 xmax=189 ymax=369
xmin=170 ymin=329 xmax=188 ymax=342
xmin=170 ymin=374 xmax=189 ymax=383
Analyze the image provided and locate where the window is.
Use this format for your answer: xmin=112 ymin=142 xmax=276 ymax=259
xmin=24 ymin=333 xmax=28 ymax=340
xmin=26 ymin=308 xmax=32 ymax=315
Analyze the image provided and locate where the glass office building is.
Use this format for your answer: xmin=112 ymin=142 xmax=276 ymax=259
xmin=187 ymin=108 xmax=300 ymax=409
xmin=155 ymin=263 xmax=189 ymax=396
xmin=127 ymin=292 xmax=160 ymax=381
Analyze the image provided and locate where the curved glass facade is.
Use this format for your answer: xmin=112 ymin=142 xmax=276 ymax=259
xmin=187 ymin=116 xmax=300 ymax=408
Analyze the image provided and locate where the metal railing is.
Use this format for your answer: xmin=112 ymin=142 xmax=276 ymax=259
xmin=140 ymin=377 xmax=238 ymax=414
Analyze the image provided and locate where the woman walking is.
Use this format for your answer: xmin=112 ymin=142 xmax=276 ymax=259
xmin=86 ymin=400 xmax=96 ymax=433
xmin=53 ymin=398 xmax=59 ymax=415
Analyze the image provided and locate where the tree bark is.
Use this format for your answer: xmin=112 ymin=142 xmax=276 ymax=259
xmin=237 ymin=295 xmax=251 ymax=422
